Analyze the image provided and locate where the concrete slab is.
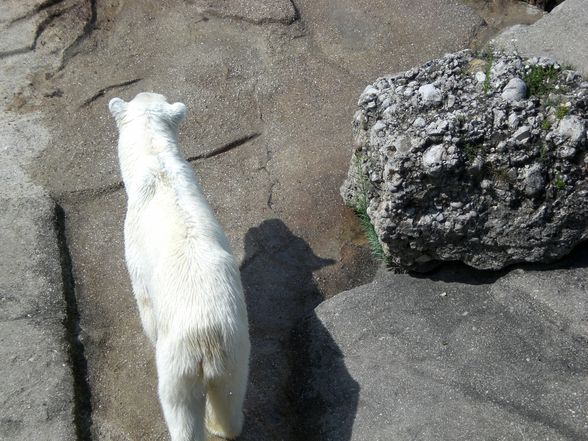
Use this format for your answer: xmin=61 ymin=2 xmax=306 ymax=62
xmin=0 ymin=182 xmax=75 ymax=441
xmin=302 ymin=253 xmax=588 ymax=440
xmin=0 ymin=3 xmax=90 ymax=430
xmin=296 ymin=0 xmax=485 ymax=78
xmin=492 ymin=0 xmax=588 ymax=76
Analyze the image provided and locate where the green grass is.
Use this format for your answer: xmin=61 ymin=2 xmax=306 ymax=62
xmin=350 ymin=154 xmax=386 ymax=262
xmin=524 ymin=65 xmax=558 ymax=96
xmin=483 ymin=163 xmax=511 ymax=184
xmin=539 ymin=145 xmax=549 ymax=164
xmin=483 ymin=50 xmax=493 ymax=93
xmin=463 ymin=143 xmax=485 ymax=162
xmin=352 ymin=194 xmax=386 ymax=262
xmin=555 ymin=104 xmax=568 ymax=120
xmin=554 ymin=175 xmax=565 ymax=190
xmin=541 ymin=119 xmax=552 ymax=130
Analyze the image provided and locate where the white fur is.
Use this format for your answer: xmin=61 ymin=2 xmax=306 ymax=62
xmin=109 ymin=92 xmax=250 ymax=441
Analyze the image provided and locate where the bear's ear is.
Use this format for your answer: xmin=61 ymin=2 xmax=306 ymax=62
xmin=168 ymin=102 xmax=187 ymax=126
xmin=108 ymin=97 xmax=128 ymax=122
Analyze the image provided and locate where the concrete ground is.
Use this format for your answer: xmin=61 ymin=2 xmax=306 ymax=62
xmin=0 ymin=1 xmax=584 ymax=441
xmin=302 ymin=251 xmax=588 ymax=440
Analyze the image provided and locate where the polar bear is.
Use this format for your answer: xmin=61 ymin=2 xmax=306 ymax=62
xmin=108 ymin=92 xmax=250 ymax=441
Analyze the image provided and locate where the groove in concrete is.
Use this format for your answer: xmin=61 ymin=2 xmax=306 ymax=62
xmin=60 ymin=0 xmax=97 ymax=70
xmin=54 ymin=204 xmax=93 ymax=441
xmin=186 ymin=132 xmax=261 ymax=161
xmin=79 ymin=78 xmax=142 ymax=108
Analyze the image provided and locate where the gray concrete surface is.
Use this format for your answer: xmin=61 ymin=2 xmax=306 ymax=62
xmin=20 ymin=0 xmax=485 ymax=438
xmin=492 ymin=0 xmax=588 ymax=75
xmin=191 ymin=0 xmax=297 ymax=24
xmin=302 ymin=253 xmax=588 ymax=440
xmin=0 ymin=115 xmax=75 ymax=440
xmin=0 ymin=1 xmax=95 ymax=439
xmin=1 ymin=0 xmax=585 ymax=440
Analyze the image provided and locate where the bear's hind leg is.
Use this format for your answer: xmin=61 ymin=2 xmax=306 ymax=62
xmin=157 ymin=344 xmax=206 ymax=441
xmin=136 ymin=294 xmax=157 ymax=345
xmin=205 ymin=358 xmax=249 ymax=439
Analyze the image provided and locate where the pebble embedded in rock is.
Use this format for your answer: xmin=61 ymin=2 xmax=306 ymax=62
xmin=502 ymin=77 xmax=528 ymax=102
xmin=422 ymin=144 xmax=446 ymax=175
xmin=557 ymin=115 xmax=586 ymax=145
xmin=522 ymin=164 xmax=545 ymax=197
xmin=512 ymin=125 xmax=532 ymax=143
xmin=418 ymin=84 xmax=442 ymax=104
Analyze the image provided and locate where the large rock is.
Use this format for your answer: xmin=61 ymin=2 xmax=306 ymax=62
xmin=297 ymin=258 xmax=588 ymax=441
xmin=492 ymin=0 xmax=588 ymax=77
xmin=341 ymin=50 xmax=588 ymax=270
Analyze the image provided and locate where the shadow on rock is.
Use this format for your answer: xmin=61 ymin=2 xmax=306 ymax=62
xmin=238 ymin=219 xmax=359 ymax=441
xmin=413 ymin=240 xmax=588 ymax=286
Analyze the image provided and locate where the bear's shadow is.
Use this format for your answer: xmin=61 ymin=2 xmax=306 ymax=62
xmin=238 ymin=219 xmax=359 ymax=441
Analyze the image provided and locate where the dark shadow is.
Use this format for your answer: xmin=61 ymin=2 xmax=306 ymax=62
xmin=238 ymin=219 xmax=359 ymax=441
xmin=411 ymin=240 xmax=588 ymax=286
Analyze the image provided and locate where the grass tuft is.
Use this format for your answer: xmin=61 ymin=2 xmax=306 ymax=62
xmin=483 ymin=50 xmax=493 ymax=94
xmin=555 ymin=104 xmax=568 ymax=120
xmin=524 ymin=65 xmax=558 ymax=96
xmin=463 ymin=143 xmax=485 ymax=162
xmin=350 ymin=154 xmax=387 ymax=262
xmin=554 ymin=175 xmax=565 ymax=190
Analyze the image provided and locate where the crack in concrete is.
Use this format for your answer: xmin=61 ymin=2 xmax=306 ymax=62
xmin=79 ymin=78 xmax=142 ymax=108
xmin=289 ymin=0 xmax=301 ymax=22
xmin=186 ymin=132 xmax=261 ymax=161
xmin=57 ymin=132 xmax=261 ymax=202
xmin=250 ymin=80 xmax=279 ymax=210
xmin=7 ymin=0 xmax=68 ymax=25
xmin=59 ymin=0 xmax=97 ymax=71
xmin=54 ymin=204 xmax=93 ymax=441
xmin=56 ymin=181 xmax=124 ymax=204
xmin=253 ymin=138 xmax=277 ymax=210
xmin=0 ymin=46 xmax=33 ymax=59
xmin=0 ymin=3 xmax=77 ymax=59
xmin=267 ymin=179 xmax=277 ymax=209
xmin=198 ymin=5 xmax=299 ymax=26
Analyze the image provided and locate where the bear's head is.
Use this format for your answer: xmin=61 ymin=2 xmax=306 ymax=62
xmin=108 ymin=92 xmax=186 ymax=130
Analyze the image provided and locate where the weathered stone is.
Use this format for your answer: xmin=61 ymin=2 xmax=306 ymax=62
xmin=492 ymin=0 xmax=588 ymax=76
xmin=418 ymin=84 xmax=443 ymax=104
xmin=300 ymin=260 xmax=588 ymax=440
xmin=342 ymin=51 xmax=588 ymax=270
xmin=557 ymin=115 xmax=586 ymax=146
xmin=501 ymin=77 xmax=527 ymax=101
xmin=522 ymin=163 xmax=545 ymax=196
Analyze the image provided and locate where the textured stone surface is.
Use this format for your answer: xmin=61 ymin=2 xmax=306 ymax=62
xmin=3 ymin=0 xmax=574 ymax=440
xmin=0 ymin=113 xmax=75 ymax=441
xmin=0 ymin=1 xmax=94 ymax=434
xmin=492 ymin=0 xmax=588 ymax=76
xmin=342 ymin=51 xmax=588 ymax=270
xmin=295 ymin=0 xmax=485 ymax=78
xmin=191 ymin=0 xmax=296 ymax=24
xmin=300 ymin=256 xmax=588 ymax=440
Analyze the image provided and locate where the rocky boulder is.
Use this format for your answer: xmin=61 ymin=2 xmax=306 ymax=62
xmin=341 ymin=50 xmax=588 ymax=270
